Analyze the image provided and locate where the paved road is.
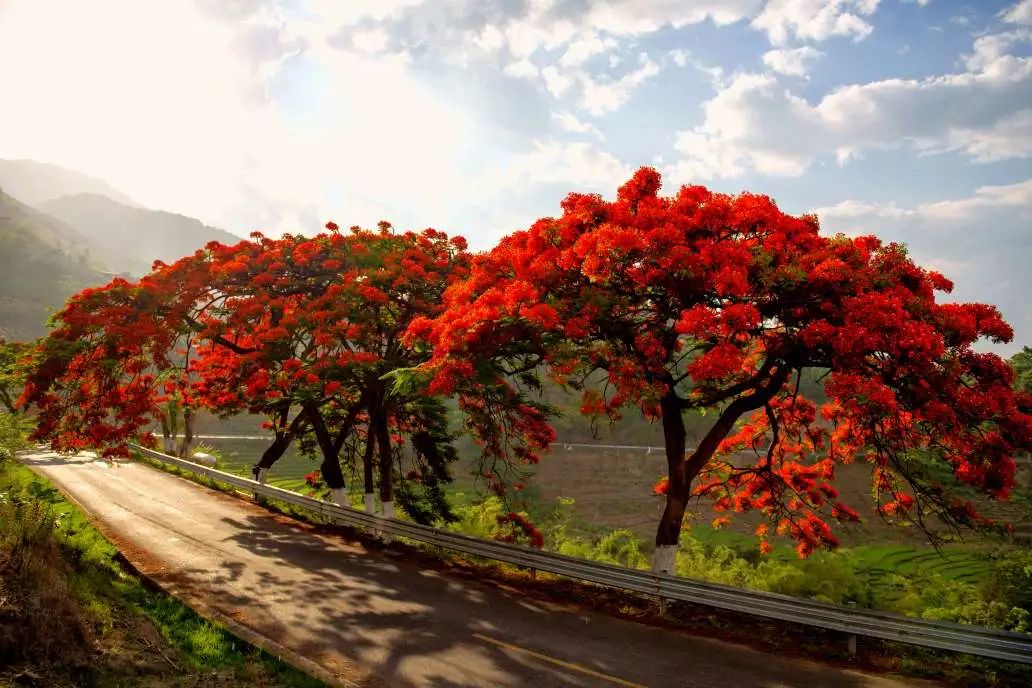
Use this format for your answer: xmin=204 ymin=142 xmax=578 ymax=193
xmin=24 ymin=451 xmax=929 ymax=688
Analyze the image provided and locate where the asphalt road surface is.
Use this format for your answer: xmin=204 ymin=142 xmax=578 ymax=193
xmin=23 ymin=451 xmax=930 ymax=688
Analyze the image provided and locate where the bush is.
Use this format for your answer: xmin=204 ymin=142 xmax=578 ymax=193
xmin=0 ymin=475 xmax=94 ymax=672
xmin=0 ymin=411 xmax=28 ymax=457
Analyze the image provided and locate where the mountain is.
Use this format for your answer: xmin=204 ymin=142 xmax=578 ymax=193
xmin=38 ymin=193 xmax=242 ymax=276
xmin=0 ymin=189 xmax=109 ymax=341
xmin=0 ymin=159 xmax=136 ymax=206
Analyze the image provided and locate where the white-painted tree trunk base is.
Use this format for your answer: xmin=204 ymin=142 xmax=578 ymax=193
xmin=378 ymin=500 xmax=394 ymax=543
xmin=331 ymin=488 xmax=347 ymax=506
xmin=652 ymin=545 xmax=678 ymax=575
xmin=364 ymin=493 xmax=376 ymax=513
xmin=255 ymin=467 xmax=269 ymax=484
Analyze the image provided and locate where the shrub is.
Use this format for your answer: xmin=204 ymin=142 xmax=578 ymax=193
xmin=0 ymin=480 xmax=93 ymax=672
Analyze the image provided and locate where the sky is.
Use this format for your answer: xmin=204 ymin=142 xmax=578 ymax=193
xmin=0 ymin=0 xmax=1029 ymax=350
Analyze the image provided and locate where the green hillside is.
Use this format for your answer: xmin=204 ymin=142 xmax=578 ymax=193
xmin=0 ymin=189 xmax=108 ymax=341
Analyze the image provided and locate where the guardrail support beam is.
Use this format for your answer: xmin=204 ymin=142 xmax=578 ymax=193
xmin=847 ymin=602 xmax=858 ymax=657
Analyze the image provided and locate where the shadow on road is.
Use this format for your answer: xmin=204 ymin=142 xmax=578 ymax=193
xmin=165 ymin=510 xmax=906 ymax=688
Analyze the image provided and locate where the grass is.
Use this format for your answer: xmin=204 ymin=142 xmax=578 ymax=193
xmin=0 ymin=453 xmax=326 ymax=688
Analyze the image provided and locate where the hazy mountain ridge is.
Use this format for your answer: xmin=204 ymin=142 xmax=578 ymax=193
xmin=0 ymin=159 xmax=243 ymax=341
xmin=39 ymin=192 xmax=242 ymax=276
xmin=0 ymin=159 xmax=136 ymax=206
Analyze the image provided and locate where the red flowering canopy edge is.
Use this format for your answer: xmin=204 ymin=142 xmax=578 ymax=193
xmin=419 ymin=167 xmax=1032 ymax=559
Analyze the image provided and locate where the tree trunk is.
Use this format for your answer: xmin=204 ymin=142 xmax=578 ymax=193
xmin=252 ymin=411 xmax=306 ymax=479
xmin=374 ymin=411 xmax=393 ymax=504
xmin=177 ymin=407 xmax=194 ymax=458
xmin=653 ymin=391 xmax=688 ymax=572
xmin=305 ymin=405 xmax=347 ymax=490
xmin=253 ymin=434 xmax=291 ymax=478
xmin=159 ymin=411 xmax=174 ymax=454
xmin=362 ymin=422 xmax=377 ymax=512
xmin=318 ymin=447 xmax=346 ymax=490
xmin=652 ymin=363 xmax=793 ymax=572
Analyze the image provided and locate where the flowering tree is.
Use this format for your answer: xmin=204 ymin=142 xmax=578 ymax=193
xmin=22 ymin=223 xmax=471 ymax=523
xmin=178 ymin=223 xmax=470 ymax=517
xmin=420 ymin=168 xmax=1032 ymax=570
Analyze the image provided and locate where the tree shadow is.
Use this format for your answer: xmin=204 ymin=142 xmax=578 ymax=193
xmin=166 ymin=510 xmax=915 ymax=688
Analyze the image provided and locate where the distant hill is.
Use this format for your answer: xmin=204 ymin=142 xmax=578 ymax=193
xmin=0 ymin=189 xmax=109 ymax=341
xmin=0 ymin=159 xmax=135 ymax=206
xmin=39 ymin=193 xmax=242 ymax=276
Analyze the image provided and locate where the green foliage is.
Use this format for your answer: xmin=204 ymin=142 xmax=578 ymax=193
xmin=0 ymin=339 xmax=32 ymax=413
xmin=0 ymin=410 xmax=29 ymax=458
xmin=447 ymin=494 xmax=508 ymax=540
xmin=1011 ymin=346 xmax=1032 ymax=395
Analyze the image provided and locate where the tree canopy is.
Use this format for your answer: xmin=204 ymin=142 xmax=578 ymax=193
xmin=418 ymin=168 xmax=1032 ymax=565
xmin=21 ymin=223 xmax=471 ymax=523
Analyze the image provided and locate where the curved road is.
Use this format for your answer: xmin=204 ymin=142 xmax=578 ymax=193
xmin=24 ymin=451 xmax=930 ymax=688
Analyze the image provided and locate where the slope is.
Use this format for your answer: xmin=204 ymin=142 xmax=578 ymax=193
xmin=0 ymin=189 xmax=108 ymax=341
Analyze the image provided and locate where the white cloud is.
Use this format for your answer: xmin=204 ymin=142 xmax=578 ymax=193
xmin=553 ymin=112 xmax=605 ymax=139
xmin=811 ymin=180 xmax=1032 ymax=224
xmin=1001 ymin=0 xmax=1032 ymax=24
xmin=933 ymin=110 xmax=1032 ymax=162
xmin=496 ymin=141 xmax=632 ymax=190
xmin=752 ymin=0 xmax=881 ymax=46
xmin=668 ymin=32 xmax=1032 ymax=181
xmin=580 ymin=54 xmax=662 ymax=116
xmin=541 ymin=65 xmax=576 ymax=97
xmin=915 ymin=178 xmax=1032 ymax=218
xmin=762 ymin=46 xmax=824 ymax=76
xmin=579 ymin=1 xmax=763 ymax=35
xmin=964 ymin=29 xmax=1030 ymax=70
xmin=559 ymin=34 xmax=618 ymax=68
xmin=503 ymin=58 xmax=538 ymax=79
xmin=351 ymin=27 xmax=390 ymax=54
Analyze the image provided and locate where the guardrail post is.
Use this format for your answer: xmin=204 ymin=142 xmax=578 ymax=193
xmin=847 ymin=601 xmax=857 ymax=658
xmin=253 ymin=467 xmax=268 ymax=501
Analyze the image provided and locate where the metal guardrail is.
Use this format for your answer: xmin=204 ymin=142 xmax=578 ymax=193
xmin=130 ymin=444 xmax=1032 ymax=664
xmin=194 ymin=434 xmax=669 ymax=452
